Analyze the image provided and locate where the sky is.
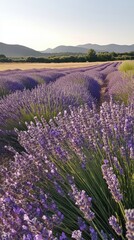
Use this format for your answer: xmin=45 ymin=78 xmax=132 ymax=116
xmin=0 ymin=0 xmax=134 ymax=51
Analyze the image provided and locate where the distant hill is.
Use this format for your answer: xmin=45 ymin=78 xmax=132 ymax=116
xmin=43 ymin=45 xmax=88 ymax=54
xmin=42 ymin=43 xmax=134 ymax=54
xmin=77 ymin=43 xmax=134 ymax=53
xmin=0 ymin=42 xmax=44 ymax=57
xmin=1 ymin=42 xmax=134 ymax=57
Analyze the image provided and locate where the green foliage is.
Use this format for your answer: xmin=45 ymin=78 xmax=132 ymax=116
xmin=1 ymin=51 xmax=134 ymax=63
xmin=26 ymin=57 xmax=51 ymax=63
xmin=97 ymin=52 xmax=113 ymax=61
xmin=19 ymin=102 xmax=63 ymax=128
xmin=0 ymin=54 xmax=12 ymax=62
xmin=0 ymin=54 xmax=7 ymax=59
xmin=86 ymin=49 xmax=97 ymax=61
xmin=119 ymin=60 xmax=134 ymax=75
xmin=117 ymin=61 xmax=134 ymax=102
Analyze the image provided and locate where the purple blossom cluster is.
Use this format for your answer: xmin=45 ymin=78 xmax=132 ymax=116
xmin=0 ymin=98 xmax=133 ymax=238
xmin=71 ymin=184 xmax=95 ymax=221
xmin=0 ymin=189 xmax=64 ymax=239
xmin=89 ymin=226 xmax=98 ymax=240
xmin=0 ymin=83 xmax=79 ymax=130
xmin=101 ymin=160 xmax=123 ymax=202
xmin=0 ymin=62 xmax=119 ymax=99
xmin=0 ymin=151 xmax=64 ymax=238
xmin=14 ymin=98 xmax=134 ymax=178
xmin=109 ymin=216 xmax=122 ymax=235
xmin=106 ymin=68 xmax=134 ymax=102
xmin=99 ymin=99 xmax=134 ymax=161
xmin=53 ymin=72 xmax=101 ymax=103
xmin=0 ymin=69 xmax=102 ymax=153
xmin=71 ymin=230 xmax=83 ymax=240
xmin=0 ymin=62 xmax=119 ymax=129
xmin=0 ymin=62 xmax=133 ymax=239
xmin=1 ymin=63 xmax=118 ymax=153
xmin=125 ymin=209 xmax=134 ymax=240
xmin=1 ymin=62 xmax=118 ymax=131
xmin=0 ymin=68 xmax=66 ymax=97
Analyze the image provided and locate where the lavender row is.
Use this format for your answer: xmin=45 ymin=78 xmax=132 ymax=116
xmin=0 ymin=63 xmax=118 ymax=98
xmin=83 ymin=62 xmax=119 ymax=85
xmin=53 ymin=72 xmax=101 ymax=103
xmin=0 ymin=62 xmax=120 ymax=154
xmin=0 ymin=69 xmax=67 ymax=98
xmin=0 ymin=72 xmax=100 ymax=154
xmin=0 ymin=99 xmax=133 ymax=239
xmin=0 ymin=72 xmax=100 ymax=131
xmin=106 ymin=70 xmax=134 ymax=103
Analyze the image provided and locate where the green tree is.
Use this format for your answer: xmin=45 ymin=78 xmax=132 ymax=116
xmin=0 ymin=54 xmax=6 ymax=59
xmin=87 ymin=49 xmax=97 ymax=61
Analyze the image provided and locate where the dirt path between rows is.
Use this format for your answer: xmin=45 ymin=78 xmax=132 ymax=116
xmin=99 ymin=79 xmax=109 ymax=105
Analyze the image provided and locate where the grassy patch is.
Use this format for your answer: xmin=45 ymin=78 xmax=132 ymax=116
xmin=119 ymin=60 xmax=134 ymax=77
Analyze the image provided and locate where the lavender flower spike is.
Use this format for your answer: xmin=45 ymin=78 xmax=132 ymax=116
xmin=101 ymin=160 xmax=123 ymax=202
xmin=109 ymin=215 xmax=122 ymax=235
xmin=71 ymin=230 xmax=83 ymax=240
xmin=89 ymin=226 xmax=98 ymax=240
xmin=71 ymin=184 xmax=95 ymax=221
xmin=125 ymin=209 xmax=134 ymax=240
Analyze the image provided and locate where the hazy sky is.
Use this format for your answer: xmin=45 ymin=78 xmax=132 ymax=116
xmin=1 ymin=0 xmax=134 ymax=50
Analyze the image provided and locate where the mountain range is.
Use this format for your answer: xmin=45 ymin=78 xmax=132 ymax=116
xmin=0 ymin=42 xmax=134 ymax=57
xmin=0 ymin=42 xmax=44 ymax=57
xmin=43 ymin=44 xmax=134 ymax=54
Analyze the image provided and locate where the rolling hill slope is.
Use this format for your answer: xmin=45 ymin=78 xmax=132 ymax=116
xmin=0 ymin=42 xmax=44 ymax=57
xmin=42 ymin=43 xmax=134 ymax=54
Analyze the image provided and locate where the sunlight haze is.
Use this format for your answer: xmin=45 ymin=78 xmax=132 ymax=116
xmin=1 ymin=0 xmax=134 ymax=50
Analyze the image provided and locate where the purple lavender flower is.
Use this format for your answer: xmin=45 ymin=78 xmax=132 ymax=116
xmin=89 ymin=226 xmax=98 ymax=240
xmin=101 ymin=160 xmax=123 ymax=202
xmin=78 ymin=217 xmax=87 ymax=231
xmin=107 ymin=68 xmax=134 ymax=102
xmin=0 ymin=182 xmax=64 ymax=239
xmin=0 ymin=75 xmax=133 ymax=239
xmin=0 ymin=68 xmax=66 ymax=97
xmin=71 ymin=230 xmax=82 ymax=240
xmin=125 ymin=209 xmax=134 ymax=240
xmin=109 ymin=216 xmax=122 ymax=235
xmin=71 ymin=184 xmax=95 ymax=221
xmin=59 ymin=232 xmax=68 ymax=240
xmin=23 ymin=233 xmax=33 ymax=240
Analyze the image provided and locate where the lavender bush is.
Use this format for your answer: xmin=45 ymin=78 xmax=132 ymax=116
xmin=0 ymin=69 xmax=66 ymax=98
xmin=0 ymin=62 xmax=129 ymax=155
xmin=0 ymin=72 xmax=97 ymax=131
xmin=107 ymin=70 xmax=134 ymax=104
xmin=0 ymin=72 xmax=97 ymax=153
xmin=53 ymin=72 xmax=101 ymax=103
xmin=0 ymin=62 xmax=118 ymax=99
xmin=0 ymin=99 xmax=133 ymax=239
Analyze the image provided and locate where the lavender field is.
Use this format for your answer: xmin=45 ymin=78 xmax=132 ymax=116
xmin=0 ymin=62 xmax=134 ymax=240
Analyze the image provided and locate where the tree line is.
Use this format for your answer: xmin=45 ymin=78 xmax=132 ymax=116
xmin=0 ymin=49 xmax=134 ymax=63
